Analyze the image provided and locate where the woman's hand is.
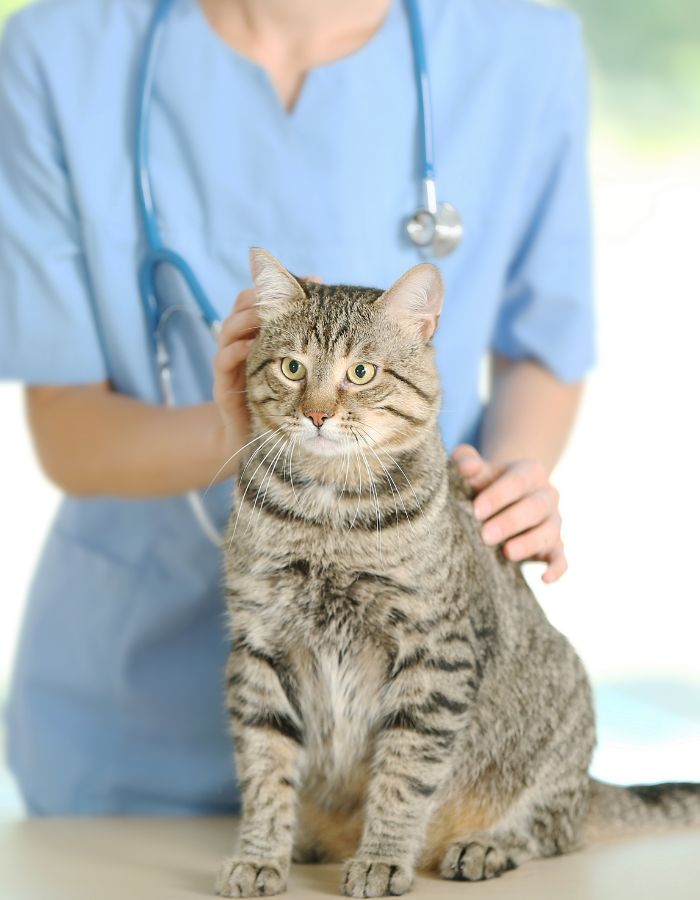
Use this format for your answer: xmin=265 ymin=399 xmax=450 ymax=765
xmin=213 ymin=287 xmax=261 ymax=457
xmin=452 ymin=445 xmax=566 ymax=583
xmin=213 ymin=276 xmax=320 ymax=467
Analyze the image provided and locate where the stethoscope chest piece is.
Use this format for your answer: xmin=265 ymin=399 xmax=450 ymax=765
xmin=406 ymin=201 xmax=463 ymax=258
xmin=404 ymin=0 xmax=463 ymax=258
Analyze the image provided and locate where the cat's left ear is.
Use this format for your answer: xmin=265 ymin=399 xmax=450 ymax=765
xmin=377 ymin=263 xmax=444 ymax=341
xmin=249 ymin=247 xmax=306 ymax=322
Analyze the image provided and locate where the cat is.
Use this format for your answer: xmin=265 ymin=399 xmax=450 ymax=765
xmin=215 ymin=248 xmax=700 ymax=898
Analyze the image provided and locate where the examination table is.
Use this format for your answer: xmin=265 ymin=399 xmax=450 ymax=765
xmin=1 ymin=816 xmax=699 ymax=899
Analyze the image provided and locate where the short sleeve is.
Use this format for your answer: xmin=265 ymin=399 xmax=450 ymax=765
xmin=0 ymin=13 xmax=107 ymax=384
xmin=492 ymin=16 xmax=595 ymax=383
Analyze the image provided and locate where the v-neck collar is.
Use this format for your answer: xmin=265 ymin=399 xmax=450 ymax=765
xmin=186 ymin=0 xmax=401 ymax=122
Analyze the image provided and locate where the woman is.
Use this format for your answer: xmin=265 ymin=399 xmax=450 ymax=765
xmin=0 ymin=0 xmax=594 ymax=814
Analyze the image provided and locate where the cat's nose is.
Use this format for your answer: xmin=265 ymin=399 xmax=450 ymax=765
xmin=304 ymin=410 xmax=332 ymax=429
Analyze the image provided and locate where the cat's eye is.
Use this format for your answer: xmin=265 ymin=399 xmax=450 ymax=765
xmin=347 ymin=362 xmax=376 ymax=385
xmin=281 ymin=357 xmax=306 ymax=381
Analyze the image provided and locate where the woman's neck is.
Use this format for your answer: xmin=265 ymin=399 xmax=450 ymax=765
xmin=198 ymin=0 xmax=392 ymax=110
xmin=202 ymin=0 xmax=391 ymax=37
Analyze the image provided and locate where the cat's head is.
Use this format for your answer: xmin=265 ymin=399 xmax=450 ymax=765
xmin=245 ymin=248 xmax=443 ymax=459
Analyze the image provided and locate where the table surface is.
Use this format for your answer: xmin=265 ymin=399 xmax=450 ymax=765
xmin=2 ymin=816 xmax=699 ymax=900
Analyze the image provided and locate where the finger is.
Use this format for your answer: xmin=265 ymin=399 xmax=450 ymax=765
xmin=452 ymin=444 xmax=480 ymax=462
xmin=300 ymin=274 xmax=323 ymax=284
xmin=217 ymin=307 xmax=261 ymax=348
xmin=452 ymin=446 xmax=501 ymax=491
xmin=501 ymin=514 xmax=562 ymax=561
xmin=542 ymin=547 xmax=568 ymax=584
xmin=214 ymin=338 xmax=255 ymax=377
xmin=473 ymin=461 xmax=550 ymax=521
xmin=481 ymin=489 xmax=558 ymax=546
xmin=467 ymin=460 xmax=502 ymax=492
xmin=231 ymin=286 xmax=258 ymax=314
xmin=452 ymin=445 xmax=486 ymax=479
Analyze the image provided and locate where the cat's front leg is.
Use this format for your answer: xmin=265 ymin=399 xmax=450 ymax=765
xmin=342 ymin=665 xmax=472 ymax=898
xmin=342 ymin=721 xmax=458 ymax=898
xmin=216 ymin=640 xmax=304 ymax=898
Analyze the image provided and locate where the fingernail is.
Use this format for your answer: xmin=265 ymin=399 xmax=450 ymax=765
xmin=473 ymin=501 xmax=490 ymax=520
xmin=481 ymin=523 xmax=501 ymax=545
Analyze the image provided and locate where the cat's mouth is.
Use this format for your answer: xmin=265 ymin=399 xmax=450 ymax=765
xmin=303 ymin=429 xmax=341 ymax=456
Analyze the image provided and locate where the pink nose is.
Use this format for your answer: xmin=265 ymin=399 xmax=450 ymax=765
xmin=305 ymin=410 xmax=332 ymax=428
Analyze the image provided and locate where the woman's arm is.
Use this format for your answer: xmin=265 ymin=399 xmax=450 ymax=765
xmin=481 ymin=354 xmax=582 ymax=471
xmin=26 ymin=384 xmax=233 ymax=497
xmin=26 ymin=289 xmax=260 ymax=498
xmin=453 ymin=354 xmax=584 ymax=583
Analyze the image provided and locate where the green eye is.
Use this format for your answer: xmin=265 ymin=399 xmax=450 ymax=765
xmin=347 ymin=362 xmax=376 ymax=385
xmin=281 ymin=357 xmax=306 ymax=381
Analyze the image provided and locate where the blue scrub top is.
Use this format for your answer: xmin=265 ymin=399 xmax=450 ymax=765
xmin=0 ymin=0 xmax=595 ymax=814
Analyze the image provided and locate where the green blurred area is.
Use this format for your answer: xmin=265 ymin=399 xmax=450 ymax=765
xmin=0 ymin=0 xmax=698 ymax=146
xmin=562 ymin=0 xmax=700 ymax=147
xmin=0 ymin=0 xmax=25 ymax=21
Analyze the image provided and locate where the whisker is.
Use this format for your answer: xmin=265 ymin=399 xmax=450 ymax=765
xmin=249 ymin=438 xmax=288 ymax=534
xmin=282 ymin=435 xmax=294 ymax=488
xmin=352 ymin=422 xmax=425 ymax=518
xmin=288 ymin=435 xmax=300 ymax=505
xmin=238 ymin=427 xmax=285 ymax=478
xmin=352 ymin=427 xmax=406 ymax=533
xmin=203 ymin=428 xmax=273 ymax=499
xmin=346 ymin=447 xmax=363 ymax=535
xmin=229 ymin=433 xmax=287 ymax=547
xmin=358 ymin=419 xmax=414 ymax=441
xmin=354 ymin=434 xmax=382 ymax=563
xmin=377 ymin=447 xmax=425 ymax=517
xmin=339 ymin=434 xmax=352 ymax=507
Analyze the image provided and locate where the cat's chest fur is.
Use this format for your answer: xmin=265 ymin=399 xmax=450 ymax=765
xmin=248 ymin=561 xmax=397 ymax=789
xmin=296 ymin=643 xmax=386 ymax=792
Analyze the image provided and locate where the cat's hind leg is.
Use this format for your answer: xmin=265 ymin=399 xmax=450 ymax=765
xmin=438 ymin=779 xmax=588 ymax=882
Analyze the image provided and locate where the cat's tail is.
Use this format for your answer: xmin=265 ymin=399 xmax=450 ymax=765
xmin=585 ymin=777 xmax=700 ymax=839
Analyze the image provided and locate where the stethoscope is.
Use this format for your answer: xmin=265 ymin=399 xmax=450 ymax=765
xmin=135 ymin=0 xmax=463 ymax=545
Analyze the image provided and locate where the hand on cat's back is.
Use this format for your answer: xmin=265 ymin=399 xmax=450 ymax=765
xmin=452 ymin=445 xmax=566 ymax=583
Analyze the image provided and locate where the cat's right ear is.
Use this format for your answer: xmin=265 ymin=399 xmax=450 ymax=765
xmin=378 ymin=263 xmax=444 ymax=341
xmin=249 ymin=247 xmax=306 ymax=322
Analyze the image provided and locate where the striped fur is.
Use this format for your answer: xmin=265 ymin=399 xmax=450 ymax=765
xmin=216 ymin=251 xmax=700 ymax=898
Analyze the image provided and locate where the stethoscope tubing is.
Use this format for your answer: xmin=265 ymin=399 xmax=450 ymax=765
xmin=134 ymin=0 xmax=174 ymax=252
xmin=404 ymin=0 xmax=435 ymax=185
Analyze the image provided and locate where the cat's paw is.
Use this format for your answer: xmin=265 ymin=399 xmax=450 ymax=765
xmin=215 ymin=856 xmax=287 ymax=897
xmin=341 ymin=858 xmax=414 ymax=897
xmin=439 ymin=840 xmax=514 ymax=882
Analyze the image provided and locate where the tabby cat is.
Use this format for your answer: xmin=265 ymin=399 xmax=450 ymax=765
xmin=216 ymin=249 xmax=700 ymax=898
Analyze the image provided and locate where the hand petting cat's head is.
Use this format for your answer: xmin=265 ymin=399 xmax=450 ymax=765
xmin=246 ymin=248 xmax=443 ymax=459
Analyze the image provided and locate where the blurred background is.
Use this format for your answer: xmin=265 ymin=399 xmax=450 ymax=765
xmin=1 ymin=0 xmax=699 ymax=816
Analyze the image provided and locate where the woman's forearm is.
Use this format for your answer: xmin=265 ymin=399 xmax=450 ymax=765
xmin=480 ymin=355 xmax=583 ymax=473
xmin=25 ymin=382 xmax=239 ymax=497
